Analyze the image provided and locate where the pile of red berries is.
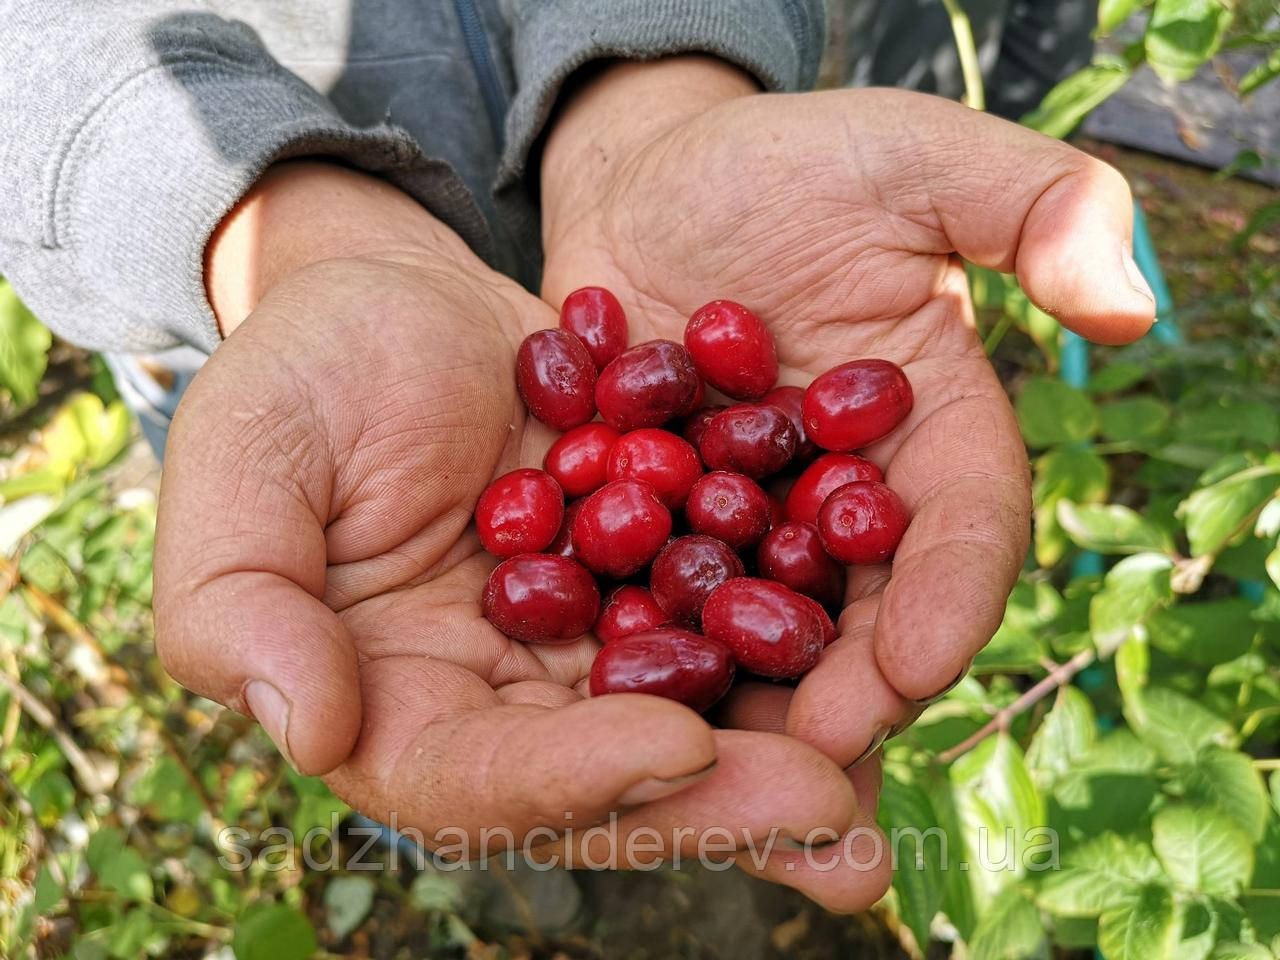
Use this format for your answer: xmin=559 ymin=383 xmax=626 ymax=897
xmin=477 ymin=288 xmax=913 ymax=714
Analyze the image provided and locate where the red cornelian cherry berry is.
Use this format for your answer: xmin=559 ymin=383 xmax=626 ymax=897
xmin=544 ymin=423 xmax=620 ymax=498
xmin=571 ymin=479 xmax=673 ymax=578
xmin=702 ymin=578 xmax=824 ymax=678
xmin=681 ymin=404 xmax=727 ymax=453
xmin=684 ymin=300 xmax=779 ymax=400
xmin=475 ymin=468 xmax=564 ymax=557
xmin=698 ymin=403 xmax=797 ymax=478
xmin=685 ymin=471 xmax=772 ymax=550
xmin=762 ymin=385 xmax=818 ymax=462
xmin=547 ymin=499 xmax=585 ymax=559
xmin=649 ymin=534 xmax=745 ymax=626
xmin=606 ymin=429 xmax=703 ymax=509
xmin=589 ymin=628 xmax=734 ymax=713
xmin=595 ymin=340 xmax=702 ymax=432
xmin=757 ymin=521 xmax=844 ymax=607
xmin=802 ymin=359 xmax=913 ymax=452
xmin=798 ymin=594 xmax=838 ymax=646
xmin=559 ymin=286 xmax=628 ymax=370
xmin=482 ymin=553 xmax=600 ymax=644
xmin=817 ymin=480 xmax=910 ymax=565
xmin=784 ymin=453 xmax=884 ymax=526
xmin=516 ymin=329 xmax=597 ymax=431
xmin=595 ymin=585 xmax=668 ymax=643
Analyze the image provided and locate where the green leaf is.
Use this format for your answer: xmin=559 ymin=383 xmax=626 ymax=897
xmin=968 ymin=886 xmax=1046 ymax=960
xmin=86 ymin=829 xmax=153 ymax=902
xmin=1240 ymin=44 xmax=1280 ymax=95
xmin=324 ymin=875 xmax=375 ymax=940
xmin=1016 ymin=378 xmax=1099 ymax=448
xmin=1099 ymin=883 xmax=1179 ymax=960
xmin=1090 ymin=553 xmax=1175 ymax=654
xmin=1152 ymin=805 xmax=1253 ymax=895
xmin=1034 ymin=449 xmax=1110 ymax=566
xmin=128 ymin=756 xmax=203 ymax=823
xmin=1147 ymin=598 xmax=1260 ymax=664
xmin=409 ymin=871 xmax=464 ymax=912
xmin=1027 ymin=686 xmax=1097 ymax=788
xmin=0 ymin=279 xmax=51 ymax=407
xmin=1210 ymin=945 xmax=1275 ymax=960
xmin=232 ymin=902 xmax=317 ymax=960
xmin=1021 ymin=61 xmax=1133 ymax=138
xmin=1145 ymin=0 xmax=1233 ymax=84
xmin=1089 ymin=361 xmax=1150 ymax=394
xmin=1100 ymin=397 xmax=1172 ymax=442
xmin=877 ymin=772 xmax=946 ymax=950
xmin=1057 ymin=501 xmax=1174 ymax=555
xmin=1037 ymin=833 xmax=1163 ymax=917
xmin=33 ymin=864 xmax=63 ymax=914
xmin=1267 ymin=544 xmax=1280 ymax=591
xmin=1178 ymin=464 xmax=1280 ymax=557
xmin=1233 ymin=202 xmax=1280 ymax=251
xmin=1098 ymin=0 xmax=1151 ymax=34
xmin=1181 ymin=746 xmax=1270 ymax=842
xmin=1125 ymin=685 xmax=1235 ymax=763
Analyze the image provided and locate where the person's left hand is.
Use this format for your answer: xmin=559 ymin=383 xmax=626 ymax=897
xmin=538 ymin=57 xmax=1156 ymax=773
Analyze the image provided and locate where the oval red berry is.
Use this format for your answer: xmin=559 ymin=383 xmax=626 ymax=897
xmin=650 ymin=534 xmax=745 ymax=626
xmin=784 ymin=453 xmax=884 ymax=526
xmin=544 ymin=422 xmax=620 ymax=498
xmin=702 ymin=578 xmax=824 ymax=679
xmin=816 ymin=480 xmax=910 ymax=564
xmin=684 ymin=300 xmax=778 ymax=400
xmin=595 ymin=340 xmax=702 ymax=432
xmin=606 ymin=428 xmax=703 ymax=509
xmin=475 ymin=468 xmax=564 ymax=557
xmin=757 ymin=521 xmax=844 ymax=607
xmin=516 ymin=329 xmax=597 ymax=431
xmin=560 ymin=286 xmax=628 ymax=370
xmin=595 ymin=585 xmax=668 ymax=643
xmin=482 ymin=553 xmax=600 ymax=643
xmin=571 ymin=478 xmax=673 ymax=578
xmin=698 ymin=403 xmax=797 ymax=479
xmin=589 ymin=628 xmax=734 ymax=712
xmin=802 ymin=359 xmax=913 ymax=451
xmin=685 ymin=471 xmax=772 ymax=550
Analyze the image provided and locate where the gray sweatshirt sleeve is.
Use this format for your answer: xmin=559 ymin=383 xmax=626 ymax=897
xmin=497 ymin=0 xmax=827 ymax=187
xmin=0 ymin=2 xmax=487 ymax=354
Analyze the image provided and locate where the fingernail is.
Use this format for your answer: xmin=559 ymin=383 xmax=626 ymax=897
xmin=779 ymin=831 xmax=843 ymax=851
xmin=617 ymin=760 xmax=716 ymax=806
xmin=909 ymin=659 xmax=973 ymax=708
xmin=845 ymin=726 xmax=889 ymax=772
xmin=244 ymin=681 xmax=295 ymax=770
xmin=1122 ymin=247 xmax=1155 ymax=304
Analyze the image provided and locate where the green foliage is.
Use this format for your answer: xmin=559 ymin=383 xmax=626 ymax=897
xmin=0 ymin=279 xmax=51 ymax=409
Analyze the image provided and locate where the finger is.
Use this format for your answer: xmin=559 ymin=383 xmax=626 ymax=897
xmin=848 ymin=748 xmax=884 ymax=819
xmin=717 ymin=682 xmax=792 ymax=733
xmin=325 ymin=657 xmax=717 ymax=852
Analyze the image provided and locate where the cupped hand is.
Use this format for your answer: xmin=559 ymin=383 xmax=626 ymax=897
xmin=539 ymin=59 xmax=1156 ymax=770
xmin=153 ymin=161 xmax=891 ymax=911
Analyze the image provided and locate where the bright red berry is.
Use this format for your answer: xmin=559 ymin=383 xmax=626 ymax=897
xmin=798 ymin=594 xmax=838 ymax=646
xmin=595 ymin=585 xmax=668 ymax=643
xmin=589 ymin=628 xmax=734 ymax=713
xmin=757 ymin=521 xmax=844 ymax=607
xmin=547 ymin=499 xmax=585 ymax=559
xmin=698 ymin=404 xmax=797 ymax=478
xmin=817 ymin=480 xmax=910 ymax=564
xmin=482 ymin=554 xmax=600 ymax=644
xmin=649 ymin=535 xmax=745 ymax=626
xmin=681 ymin=404 xmax=727 ymax=453
xmin=475 ymin=469 xmax=564 ymax=557
xmin=762 ymin=385 xmax=818 ymax=462
xmin=571 ymin=479 xmax=672 ymax=578
xmin=802 ymin=359 xmax=913 ymax=452
xmin=606 ymin=429 xmax=703 ymax=509
xmin=784 ymin=453 xmax=884 ymax=526
xmin=559 ymin=286 xmax=628 ymax=369
xmin=684 ymin=300 xmax=778 ymax=400
xmin=516 ymin=329 xmax=597 ymax=430
xmin=702 ymin=578 xmax=824 ymax=678
xmin=544 ymin=423 xmax=620 ymax=498
xmin=685 ymin=472 xmax=771 ymax=550
xmin=595 ymin=340 xmax=702 ymax=432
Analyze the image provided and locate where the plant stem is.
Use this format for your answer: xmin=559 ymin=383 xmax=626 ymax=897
xmin=940 ymin=0 xmax=986 ymax=111
xmin=74 ymin=888 xmax=232 ymax=941
xmin=983 ymin=314 xmax=1014 ymax=355
xmin=1254 ymin=758 xmax=1280 ymax=770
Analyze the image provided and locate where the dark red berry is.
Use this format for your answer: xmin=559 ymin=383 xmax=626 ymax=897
xmin=475 ymin=469 xmax=564 ymax=557
xmin=757 ymin=521 xmax=844 ymax=607
xmin=802 ymin=359 xmax=913 ymax=452
xmin=684 ymin=300 xmax=778 ymax=400
xmin=784 ymin=453 xmax=884 ymax=526
xmin=762 ymin=385 xmax=818 ymax=462
xmin=544 ymin=423 xmax=620 ymax=498
xmin=798 ymin=594 xmax=838 ymax=646
xmin=516 ymin=329 xmax=597 ymax=431
xmin=685 ymin=472 xmax=772 ymax=550
xmin=482 ymin=554 xmax=600 ymax=644
xmin=682 ymin=404 xmax=727 ymax=453
xmin=571 ymin=479 xmax=672 ymax=577
xmin=595 ymin=340 xmax=702 ymax=432
xmin=560 ymin=286 xmax=628 ymax=370
xmin=702 ymin=578 xmax=824 ymax=678
xmin=590 ymin=628 xmax=735 ymax=712
xmin=547 ymin=499 xmax=585 ymax=559
xmin=606 ymin=429 xmax=703 ymax=509
xmin=596 ymin=585 xmax=668 ymax=643
xmin=650 ymin=535 xmax=745 ymax=626
xmin=699 ymin=403 xmax=797 ymax=478
xmin=817 ymin=481 xmax=910 ymax=564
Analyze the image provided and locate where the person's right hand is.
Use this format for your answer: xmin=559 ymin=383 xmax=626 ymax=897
xmin=153 ymin=161 xmax=893 ymax=910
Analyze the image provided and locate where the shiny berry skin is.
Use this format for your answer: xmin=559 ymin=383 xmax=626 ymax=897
xmin=559 ymin=286 xmax=628 ymax=370
xmin=757 ymin=521 xmax=844 ymax=607
xmin=784 ymin=453 xmax=884 ymax=526
xmin=798 ymin=594 xmax=838 ymax=646
xmin=802 ymin=359 xmax=913 ymax=452
xmin=685 ymin=472 xmax=771 ymax=550
xmin=817 ymin=480 xmax=910 ymax=564
xmin=571 ymin=479 xmax=673 ymax=578
xmin=589 ymin=628 xmax=735 ymax=713
xmin=684 ymin=300 xmax=778 ymax=400
xmin=702 ymin=578 xmax=824 ymax=678
xmin=595 ymin=340 xmax=702 ymax=432
xmin=516 ymin=329 xmax=597 ymax=431
xmin=475 ymin=469 xmax=564 ymax=557
xmin=544 ymin=423 xmax=620 ymax=498
xmin=650 ymin=535 xmax=745 ymax=626
xmin=606 ymin=429 xmax=703 ymax=509
xmin=699 ymin=403 xmax=797 ymax=478
xmin=595 ymin=585 xmax=668 ymax=643
xmin=547 ymin=499 xmax=585 ymax=559
xmin=762 ymin=385 xmax=818 ymax=462
xmin=681 ymin=404 xmax=727 ymax=452
xmin=482 ymin=554 xmax=600 ymax=644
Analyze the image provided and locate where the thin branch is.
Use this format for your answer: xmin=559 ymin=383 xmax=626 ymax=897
xmin=940 ymin=0 xmax=987 ymax=111
xmin=0 ymin=670 xmax=106 ymax=796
